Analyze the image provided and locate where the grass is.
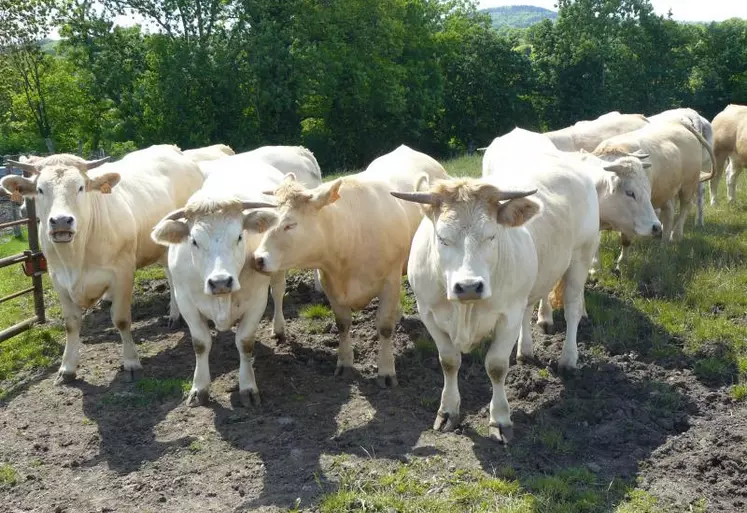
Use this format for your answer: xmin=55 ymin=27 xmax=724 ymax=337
xmin=299 ymin=304 xmax=334 ymax=320
xmin=101 ymin=377 xmax=190 ymax=407
xmin=0 ymin=463 xmax=18 ymax=487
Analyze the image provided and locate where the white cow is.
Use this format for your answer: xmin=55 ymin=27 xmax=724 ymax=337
xmin=544 ymin=111 xmax=650 ymax=153
xmin=246 ymin=145 xmax=449 ymax=387
xmin=182 ymin=144 xmax=235 ymax=163
xmin=393 ymin=129 xmax=600 ymax=443
xmin=151 ymin=163 xmax=283 ymax=407
xmin=711 ymin=104 xmax=747 ymax=204
xmin=199 ymin=147 xmax=325 ymax=293
xmin=0 ymin=145 xmax=204 ymax=383
xmin=648 ymin=107 xmax=713 ymax=222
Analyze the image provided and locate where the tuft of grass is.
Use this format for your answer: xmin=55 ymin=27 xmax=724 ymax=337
xmin=188 ymin=440 xmax=203 ymax=453
xmin=731 ymin=384 xmax=747 ymax=401
xmin=0 ymin=463 xmax=18 ymax=487
xmin=299 ymin=304 xmax=333 ymax=320
xmin=538 ymin=368 xmax=551 ymax=379
xmin=102 ymin=377 xmax=190 ymax=407
xmin=400 ymin=287 xmax=417 ymax=316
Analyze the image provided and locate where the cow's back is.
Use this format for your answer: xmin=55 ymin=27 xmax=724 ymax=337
xmin=713 ymin=104 xmax=747 ymax=156
xmin=572 ymin=114 xmax=649 ymax=152
xmin=242 ymin=146 xmax=323 ymax=189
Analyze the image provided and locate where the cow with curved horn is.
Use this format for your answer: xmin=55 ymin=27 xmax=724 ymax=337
xmin=0 ymin=146 xmax=204 ymax=384
xmin=151 ymin=161 xmax=286 ymax=407
xmin=593 ymin=116 xmax=715 ymax=271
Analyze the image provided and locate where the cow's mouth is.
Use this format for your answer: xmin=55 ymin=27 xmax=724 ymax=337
xmin=50 ymin=231 xmax=75 ymax=243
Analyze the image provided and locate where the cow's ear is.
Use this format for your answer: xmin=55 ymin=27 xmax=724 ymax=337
xmin=496 ymin=198 xmax=541 ymax=227
xmin=88 ymin=172 xmax=121 ymax=194
xmin=1 ymin=175 xmax=36 ymax=202
xmin=244 ymin=210 xmax=278 ymax=234
xmin=310 ymin=179 xmax=341 ymax=209
xmin=151 ymin=220 xmax=189 ymax=245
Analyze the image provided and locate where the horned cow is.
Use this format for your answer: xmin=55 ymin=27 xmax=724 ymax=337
xmin=544 ymin=111 xmax=650 ymax=152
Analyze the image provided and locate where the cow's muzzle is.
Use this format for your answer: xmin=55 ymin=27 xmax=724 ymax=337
xmin=652 ymin=222 xmax=663 ymax=238
xmin=48 ymin=215 xmax=76 ymax=243
xmin=206 ymin=274 xmax=235 ymax=295
xmin=452 ymin=278 xmax=487 ymax=302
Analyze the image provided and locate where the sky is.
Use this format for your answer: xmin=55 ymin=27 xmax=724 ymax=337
xmin=478 ymin=0 xmax=747 ymax=22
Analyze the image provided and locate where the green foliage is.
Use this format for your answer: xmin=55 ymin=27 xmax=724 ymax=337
xmin=299 ymin=304 xmax=333 ymax=320
xmin=484 ymin=5 xmax=558 ymax=29
xmin=0 ymin=463 xmax=18 ymax=487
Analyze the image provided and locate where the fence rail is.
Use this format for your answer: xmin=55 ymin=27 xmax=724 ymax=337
xmin=0 ymin=157 xmax=47 ymax=343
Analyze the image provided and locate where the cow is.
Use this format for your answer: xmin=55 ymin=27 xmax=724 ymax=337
xmin=151 ymin=163 xmax=283 ymax=407
xmin=593 ymin=118 xmax=715 ymax=271
xmin=246 ymin=145 xmax=449 ymax=387
xmin=544 ymin=111 xmax=650 ymax=153
xmin=711 ymin=104 xmax=747 ymax=204
xmin=182 ymin=144 xmax=235 ymax=163
xmin=391 ymin=128 xmax=599 ymax=443
xmin=648 ymin=107 xmax=713 ymax=222
xmin=198 ymin=146 xmax=322 ymax=190
xmin=200 ymin=147 xmax=325 ymax=293
xmin=0 ymin=145 xmax=204 ymax=384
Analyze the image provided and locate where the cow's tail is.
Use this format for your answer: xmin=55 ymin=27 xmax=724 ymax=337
xmin=548 ymin=278 xmax=565 ymax=310
xmin=678 ymin=117 xmax=716 ymax=182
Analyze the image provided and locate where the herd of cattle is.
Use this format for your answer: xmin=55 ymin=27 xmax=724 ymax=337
xmin=1 ymin=103 xmax=746 ymax=443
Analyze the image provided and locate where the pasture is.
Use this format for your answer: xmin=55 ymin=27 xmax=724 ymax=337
xmin=0 ymin=154 xmax=745 ymax=513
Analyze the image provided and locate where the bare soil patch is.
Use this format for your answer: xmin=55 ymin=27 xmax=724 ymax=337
xmin=0 ymin=271 xmax=744 ymax=512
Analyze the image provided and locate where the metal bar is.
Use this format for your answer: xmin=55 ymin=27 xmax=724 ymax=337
xmin=0 ymin=252 xmax=30 ymax=268
xmin=26 ymin=197 xmax=45 ymax=323
xmin=0 ymin=316 xmax=39 ymax=343
xmin=0 ymin=218 xmax=30 ymax=230
xmin=0 ymin=286 xmax=34 ymax=305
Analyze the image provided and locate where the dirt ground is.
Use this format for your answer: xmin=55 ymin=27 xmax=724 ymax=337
xmin=1 ymin=270 xmax=745 ymax=512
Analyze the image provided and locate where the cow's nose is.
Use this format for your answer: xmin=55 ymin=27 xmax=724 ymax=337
xmin=207 ymin=274 xmax=234 ymax=295
xmin=253 ymin=256 xmax=266 ymax=272
xmin=49 ymin=215 xmax=74 ymax=228
xmin=652 ymin=222 xmax=663 ymax=238
xmin=453 ymin=279 xmax=485 ymax=301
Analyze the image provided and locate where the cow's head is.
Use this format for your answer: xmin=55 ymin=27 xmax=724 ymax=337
xmin=245 ymin=175 xmax=341 ymax=274
xmin=595 ymin=154 xmax=662 ymax=238
xmin=151 ymin=198 xmax=276 ymax=296
xmin=0 ymin=154 xmax=114 ymax=244
xmin=392 ymin=179 xmax=539 ymax=302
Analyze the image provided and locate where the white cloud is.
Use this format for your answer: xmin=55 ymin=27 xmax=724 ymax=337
xmin=477 ymin=0 xmax=747 ymax=22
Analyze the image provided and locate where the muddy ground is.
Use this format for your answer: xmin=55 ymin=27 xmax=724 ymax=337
xmin=0 ymin=270 xmax=745 ymax=512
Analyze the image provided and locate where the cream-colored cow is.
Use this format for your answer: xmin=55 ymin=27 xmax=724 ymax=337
xmin=711 ymin=104 xmax=747 ymax=204
xmin=545 ymin=111 xmax=650 ymax=152
xmin=182 ymin=144 xmax=235 ymax=163
xmin=246 ymin=145 xmax=449 ymax=387
xmin=0 ymin=146 xmax=204 ymax=384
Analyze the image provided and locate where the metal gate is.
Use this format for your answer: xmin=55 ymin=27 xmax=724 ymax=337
xmin=0 ymin=162 xmax=46 ymax=342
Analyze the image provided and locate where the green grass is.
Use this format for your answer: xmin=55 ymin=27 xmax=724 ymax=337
xmin=299 ymin=304 xmax=334 ymax=320
xmin=101 ymin=377 xmax=190 ymax=407
xmin=0 ymin=463 xmax=18 ymax=487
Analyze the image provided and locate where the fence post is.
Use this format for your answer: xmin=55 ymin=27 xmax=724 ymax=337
xmin=10 ymin=200 xmax=22 ymax=238
xmin=25 ymin=194 xmax=45 ymax=323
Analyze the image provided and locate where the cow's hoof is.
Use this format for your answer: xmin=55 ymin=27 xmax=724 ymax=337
xmin=517 ymin=353 xmax=539 ymax=366
xmin=122 ymin=367 xmax=143 ymax=382
xmin=272 ymin=330 xmax=286 ymax=342
xmin=239 ymin=389 xmax=261 ymax=408
xmin=557 ymin=361 xmax=578 ymax=378
xmin=187 ymin=389 xmax=210 ymax=407
xmin=54 ymin=371 xmax=76 ymax=385
xmin=489 ymin=423 xmax=514 ymax=444
xmin=376 ymin=374 xmax=398 ymax=389
xmin=334 ymin=365 xmax=354 ymax=379
xmin=433 ymin=411 xmax=460 ymax=432
xmin=167 ymin=315 xmax=183 ymax=330
xmin=537 ymin=321 xmax=553 ymax=335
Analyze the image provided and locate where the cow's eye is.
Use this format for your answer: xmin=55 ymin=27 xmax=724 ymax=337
xmin=284 ymin=223 xmax=297 ymax=231
xmin=36 ymin=188 xmax=43 ymax=195
xmin=625 ymin=190 xmax=636 ymax=199
xmin=437 ymin=235 xmax=450 ymax=247
xmin=78 ymin=186 xmax=84 ymax=193
xmin=237 ymin=233 xmax=243 ymax=243
xmin=484 ymin=235 xmax=496 ymax=243
xmin=192 ymin=238 xmax=199 ymax=248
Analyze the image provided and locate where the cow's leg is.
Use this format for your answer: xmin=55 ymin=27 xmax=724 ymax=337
xmin=537 ymin=296 xmax=553 ymax=334
xmin=695 ymin=181 xmax=705 ymax=227
xmin=710 ymin=153 xmax=729 ymax=205
xmin=328 ymin=295 xmax=354 ymax=378
xmin=614 ymin=233 xmax=632 ymax=274
xmin=269 ymin=271 xmax=286 ymax=340
xmin=374 ymin=273 xmax=400 ymax=388
xmin=559 ymin=241 xmax=597 ymax=372
xmin=234 ymin=292 xmax=268 ymax=407
xmin=659 ymin=201 xmax=675 ymax=243
xmin=163 ymin=263 xmax=182 ymax=329
xmin=517 ymin=302 xmax=535 ymax=363
xmin=55 ymin=287 xmax=84 ymax=385
xmin=589 ymin=245 xmax=601 ymax=277
xmin=671 ymin=191 xmax=694 ymax=242
xmin=184 ymin=311 xmax=213 ymax=407
xmin=421 ymin=310 xmax=462 ymax=432
xmin=109 ymin=269 xmax=142 ymax=381
xmin=485 ymin=304 xmax=523 ymax=444
xmin=727 ymin=157 xmax=744 ymax=204
xmin=313 ymin=269 xmax=323 ymax=293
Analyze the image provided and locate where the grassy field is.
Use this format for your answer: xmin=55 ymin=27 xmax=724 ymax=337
xmin=0 ymin=154 xmax=744 ymax=511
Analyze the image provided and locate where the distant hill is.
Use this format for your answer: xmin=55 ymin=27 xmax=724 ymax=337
xmin=482 ymin=5 xmax=558 ymax=29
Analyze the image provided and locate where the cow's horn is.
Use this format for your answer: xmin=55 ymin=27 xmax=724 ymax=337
xmin=164 ymin=208 xmax=187 ymax=221
xmin=241 ymin=201 xmax=276 ymax=210
xmin=498 ymin=189 xmax=538 ymax=200
xmin=626 ymin=150 xmax=649 ymax=160
xmin=84 ymin=156 xmax=112 ymax=170
xmin=5 ymin=160 xmax=39 ymax=175
xmin=390 ymin=191 xmax=438 ymax=205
